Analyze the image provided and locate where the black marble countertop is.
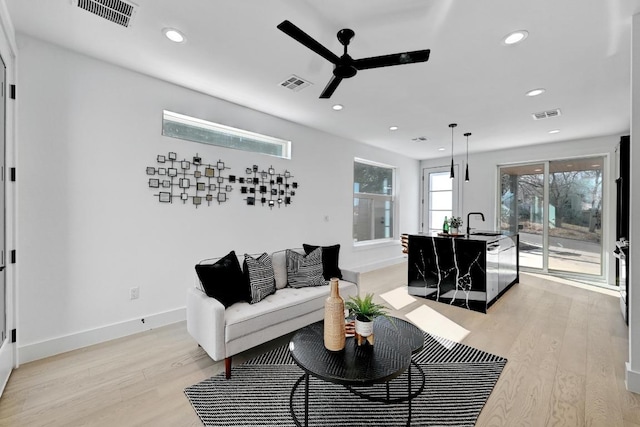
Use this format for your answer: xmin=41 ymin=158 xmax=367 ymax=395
xmin=407 ymin=231 xmax=517 ymax=242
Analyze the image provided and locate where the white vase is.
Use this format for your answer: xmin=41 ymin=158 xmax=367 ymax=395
xmin=355 ymin=318 xmax=373 ymax=337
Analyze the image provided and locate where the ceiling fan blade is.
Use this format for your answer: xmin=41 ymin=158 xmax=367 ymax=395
xmin=354 ymin=49 xmax=431 ymax=70
xmin=277 ymin=20 xmax=340 ymax=64
xmin=319 ymin=75 xmax=343 ymax=98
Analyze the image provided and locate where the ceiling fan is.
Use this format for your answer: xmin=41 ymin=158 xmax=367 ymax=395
xmin=277 ymin=20 xmax=431 ymax=99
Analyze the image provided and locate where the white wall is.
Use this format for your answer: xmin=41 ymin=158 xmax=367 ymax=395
xmin=420 ymin=134 xmax=620 ymax=284
xmin=14 ymin=35 xmax=420 ymax=363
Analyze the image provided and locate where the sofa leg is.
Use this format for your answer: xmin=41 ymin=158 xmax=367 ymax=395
xmin=225 ymin=357 xmax=232 ymax=379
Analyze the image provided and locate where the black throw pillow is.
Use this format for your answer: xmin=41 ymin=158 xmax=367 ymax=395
xmin=195 ymin=250 xmax=245 ymax=308
xmin=302 ymin=244 xmax=342 ymax=280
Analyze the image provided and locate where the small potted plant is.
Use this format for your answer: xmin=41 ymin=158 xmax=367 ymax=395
xmin=345 ymin=293 xmax=391 ymax=346
xmin=449 ymin=216 xmax=464 ymax=234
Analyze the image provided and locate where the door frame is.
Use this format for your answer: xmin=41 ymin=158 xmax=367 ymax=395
xmin=0 ymin=8 xmax=17 ymax=396
xmin=497 ymin=157 xmax=609 ymax=284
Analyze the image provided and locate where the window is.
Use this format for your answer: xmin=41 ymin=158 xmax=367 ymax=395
xmin=353 ymin=159 xmax=395 ymax=243
xmin=422 ymin=166 xmax=460 ymax=232
xmin=162 ymin=110 xmax=291 ymax=159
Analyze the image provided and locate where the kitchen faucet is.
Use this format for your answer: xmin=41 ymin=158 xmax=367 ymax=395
xmin=466 ymin=212 xmax=485 ymax=235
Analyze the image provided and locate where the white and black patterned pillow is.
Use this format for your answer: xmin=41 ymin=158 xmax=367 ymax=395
xmin=243 ymin=253 xmax=276 ymax=304
xmin=286 ymin=247 xmax=327 ymax=288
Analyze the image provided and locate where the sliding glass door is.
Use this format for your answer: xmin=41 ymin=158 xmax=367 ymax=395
xmin=499 ymin=157 xmax=604 ymax=278
xmin=500 ymin=163 xmax=545 ymax=269
xmin=547 ymin=159 xmax=603 ymax=275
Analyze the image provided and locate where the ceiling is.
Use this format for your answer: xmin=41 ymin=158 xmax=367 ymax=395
xmin=6 ymin=0 xmax=640 ymax=159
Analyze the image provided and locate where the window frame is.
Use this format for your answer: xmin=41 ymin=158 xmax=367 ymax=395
xmin=162 ymin=110 xmax=292 ymax=159
xmin=353 ymin=158 xmax=397 ymax=245
xmin=422 ymin=165 xmax=461 ymax=233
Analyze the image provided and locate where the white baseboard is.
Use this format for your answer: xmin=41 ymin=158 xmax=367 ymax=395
xmin=626 ymin=362 xmax=640 ymax=394
xmin=17 ymin=307 xmax=186 ymax=364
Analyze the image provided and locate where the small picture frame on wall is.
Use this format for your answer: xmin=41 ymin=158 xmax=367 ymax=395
xmin=197 ymin=183 xmax=205 ymax=191
xmin=168 ymin=152 xmax=177 ymax=160
xmin=181 ymin=193 xmax=188 ymax=201
xmin=193 ymin=196 xmax=202 ymax=205
xmin=247 ymin=197 xmax=255 ymax=206
xmin=252 ymin=165 xmax=259 ymax=172
xmin=159 ymin=192 xmax=171 ymax=203
xmin=253 ymin=178 xmax=259 ymax=185
xmin=217 ymin=161 xmax=225 ymax=170
xmin=206 ymin=194 xmax=213 ymax=202
xmin=210 ymin=184 xmax=217 ymax=191
xmin=246 ymin=168 xmax=252 ymax=175
xmin=157 ymin=155 xmax=166 ymax=163
xmin=276 ymin=177 xmax=283 ymax=184
xmin=229 ymin=175 xmax=236 ymax=183
xmin=194 ymin=171 xmax=201 ymax=178
xmin=268 ymin=200 xmax=275 ymax=207
xmin=225 ymin=185 xmax=232 ymax=192
xmin=284 ymin=171 xmax=291 ymax=178
xmin=292 ymin=182 xmax=298 ymax=188
xmin=249 ymin=188 xmax=256 ymax=194
xmin=218 ymin=193 xmax=227 ymax=202
xmin=239 ymin=177 xmax=245 ymax=184
xmin=241 ymin=187 xmax=248 ymax=194
xmin=193 ymin=156 xmax=202 ymax=165
xmin=181 ymin=161 xmax=190 ymax=170
xmin=179 ymin=178 xmax=190 ymax=188
xmin=162 ymin=180 xmax=170 ymax=188
xmin=217 ymin=176 xmax=224 ymax=183
xmin=146 ymin=167 xmax=156 ymax=175
xmin=269 ymin=167 xmax=275 ymax=175
xmin=168 ymin=168 xmax=178 ymax=177
xmin=205 ymin=168 xmax=215 ymax=178
xmin=149 ymin=178 xmax=159 ymax=188
xmin=158 ymin=168 xmax=166 ymax=175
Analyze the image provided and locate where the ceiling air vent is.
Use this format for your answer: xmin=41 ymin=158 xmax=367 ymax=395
xmin=532 ymin=108 xmax=562 ymax=120
xmin=411 ymin=136 xmax=428 ymax=142
xmin=73 ymin=0 xmax=138 ymax=28
xmin=279 ymin=75 xmax=312 ymax=92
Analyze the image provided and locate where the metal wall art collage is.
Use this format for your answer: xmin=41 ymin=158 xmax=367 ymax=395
xmin=145 ymin=152 xmax=298 ymax=209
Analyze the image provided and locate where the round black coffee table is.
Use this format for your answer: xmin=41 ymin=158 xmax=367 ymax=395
xmin=288 ymin=317 xmax=424 ymax=427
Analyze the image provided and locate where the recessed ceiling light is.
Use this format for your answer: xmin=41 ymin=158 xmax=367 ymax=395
xmin=332 ymin=104 xmax=343 ymax=111
xmin=503 ymin=30 xmax=528 ymax=45
xmin=389 ymin=126 xmax=399 ymax=131
xmin=548 ymin=129 xmax=560 ymax=134
xmin=438 ymin=147 xmax=445 ymax=151
xmin=525 ymin=88 xmax=545 ymax=97
xmin=163 ymin=28 xmax=185 ymax=43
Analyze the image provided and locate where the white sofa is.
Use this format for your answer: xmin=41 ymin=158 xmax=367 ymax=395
xmin=187 ymin=249 xmax=359 ymax=378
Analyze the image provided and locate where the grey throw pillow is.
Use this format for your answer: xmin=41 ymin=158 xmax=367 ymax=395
xmin=286 ymin=247 xmax=327 ymax=288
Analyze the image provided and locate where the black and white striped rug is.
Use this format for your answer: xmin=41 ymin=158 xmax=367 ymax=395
xmin=185 ymin=333 xmax=506 ymax=427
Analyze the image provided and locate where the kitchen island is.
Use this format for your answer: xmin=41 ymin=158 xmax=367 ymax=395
xmin=406 ymin=232 xmax=519 ymax=313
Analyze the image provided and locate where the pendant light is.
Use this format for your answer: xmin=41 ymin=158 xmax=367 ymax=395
xmin=448 ymin=123 xmax=457 ymax=179
xmin=464 ymin=132 xmax=471 ymax=182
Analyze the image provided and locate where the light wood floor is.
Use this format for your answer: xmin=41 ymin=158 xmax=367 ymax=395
xmin=0 ymin=265 xmax=638 ymax=426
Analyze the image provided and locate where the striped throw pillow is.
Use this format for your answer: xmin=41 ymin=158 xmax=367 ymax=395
xmin=244 ymin=253 xmax=276 ymax=304
xmin=286 ymin=247 xmax=327 ymax=288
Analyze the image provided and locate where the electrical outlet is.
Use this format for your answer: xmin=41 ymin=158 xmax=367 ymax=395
xmin=130 ymin=286 xmax=140 ymax=300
